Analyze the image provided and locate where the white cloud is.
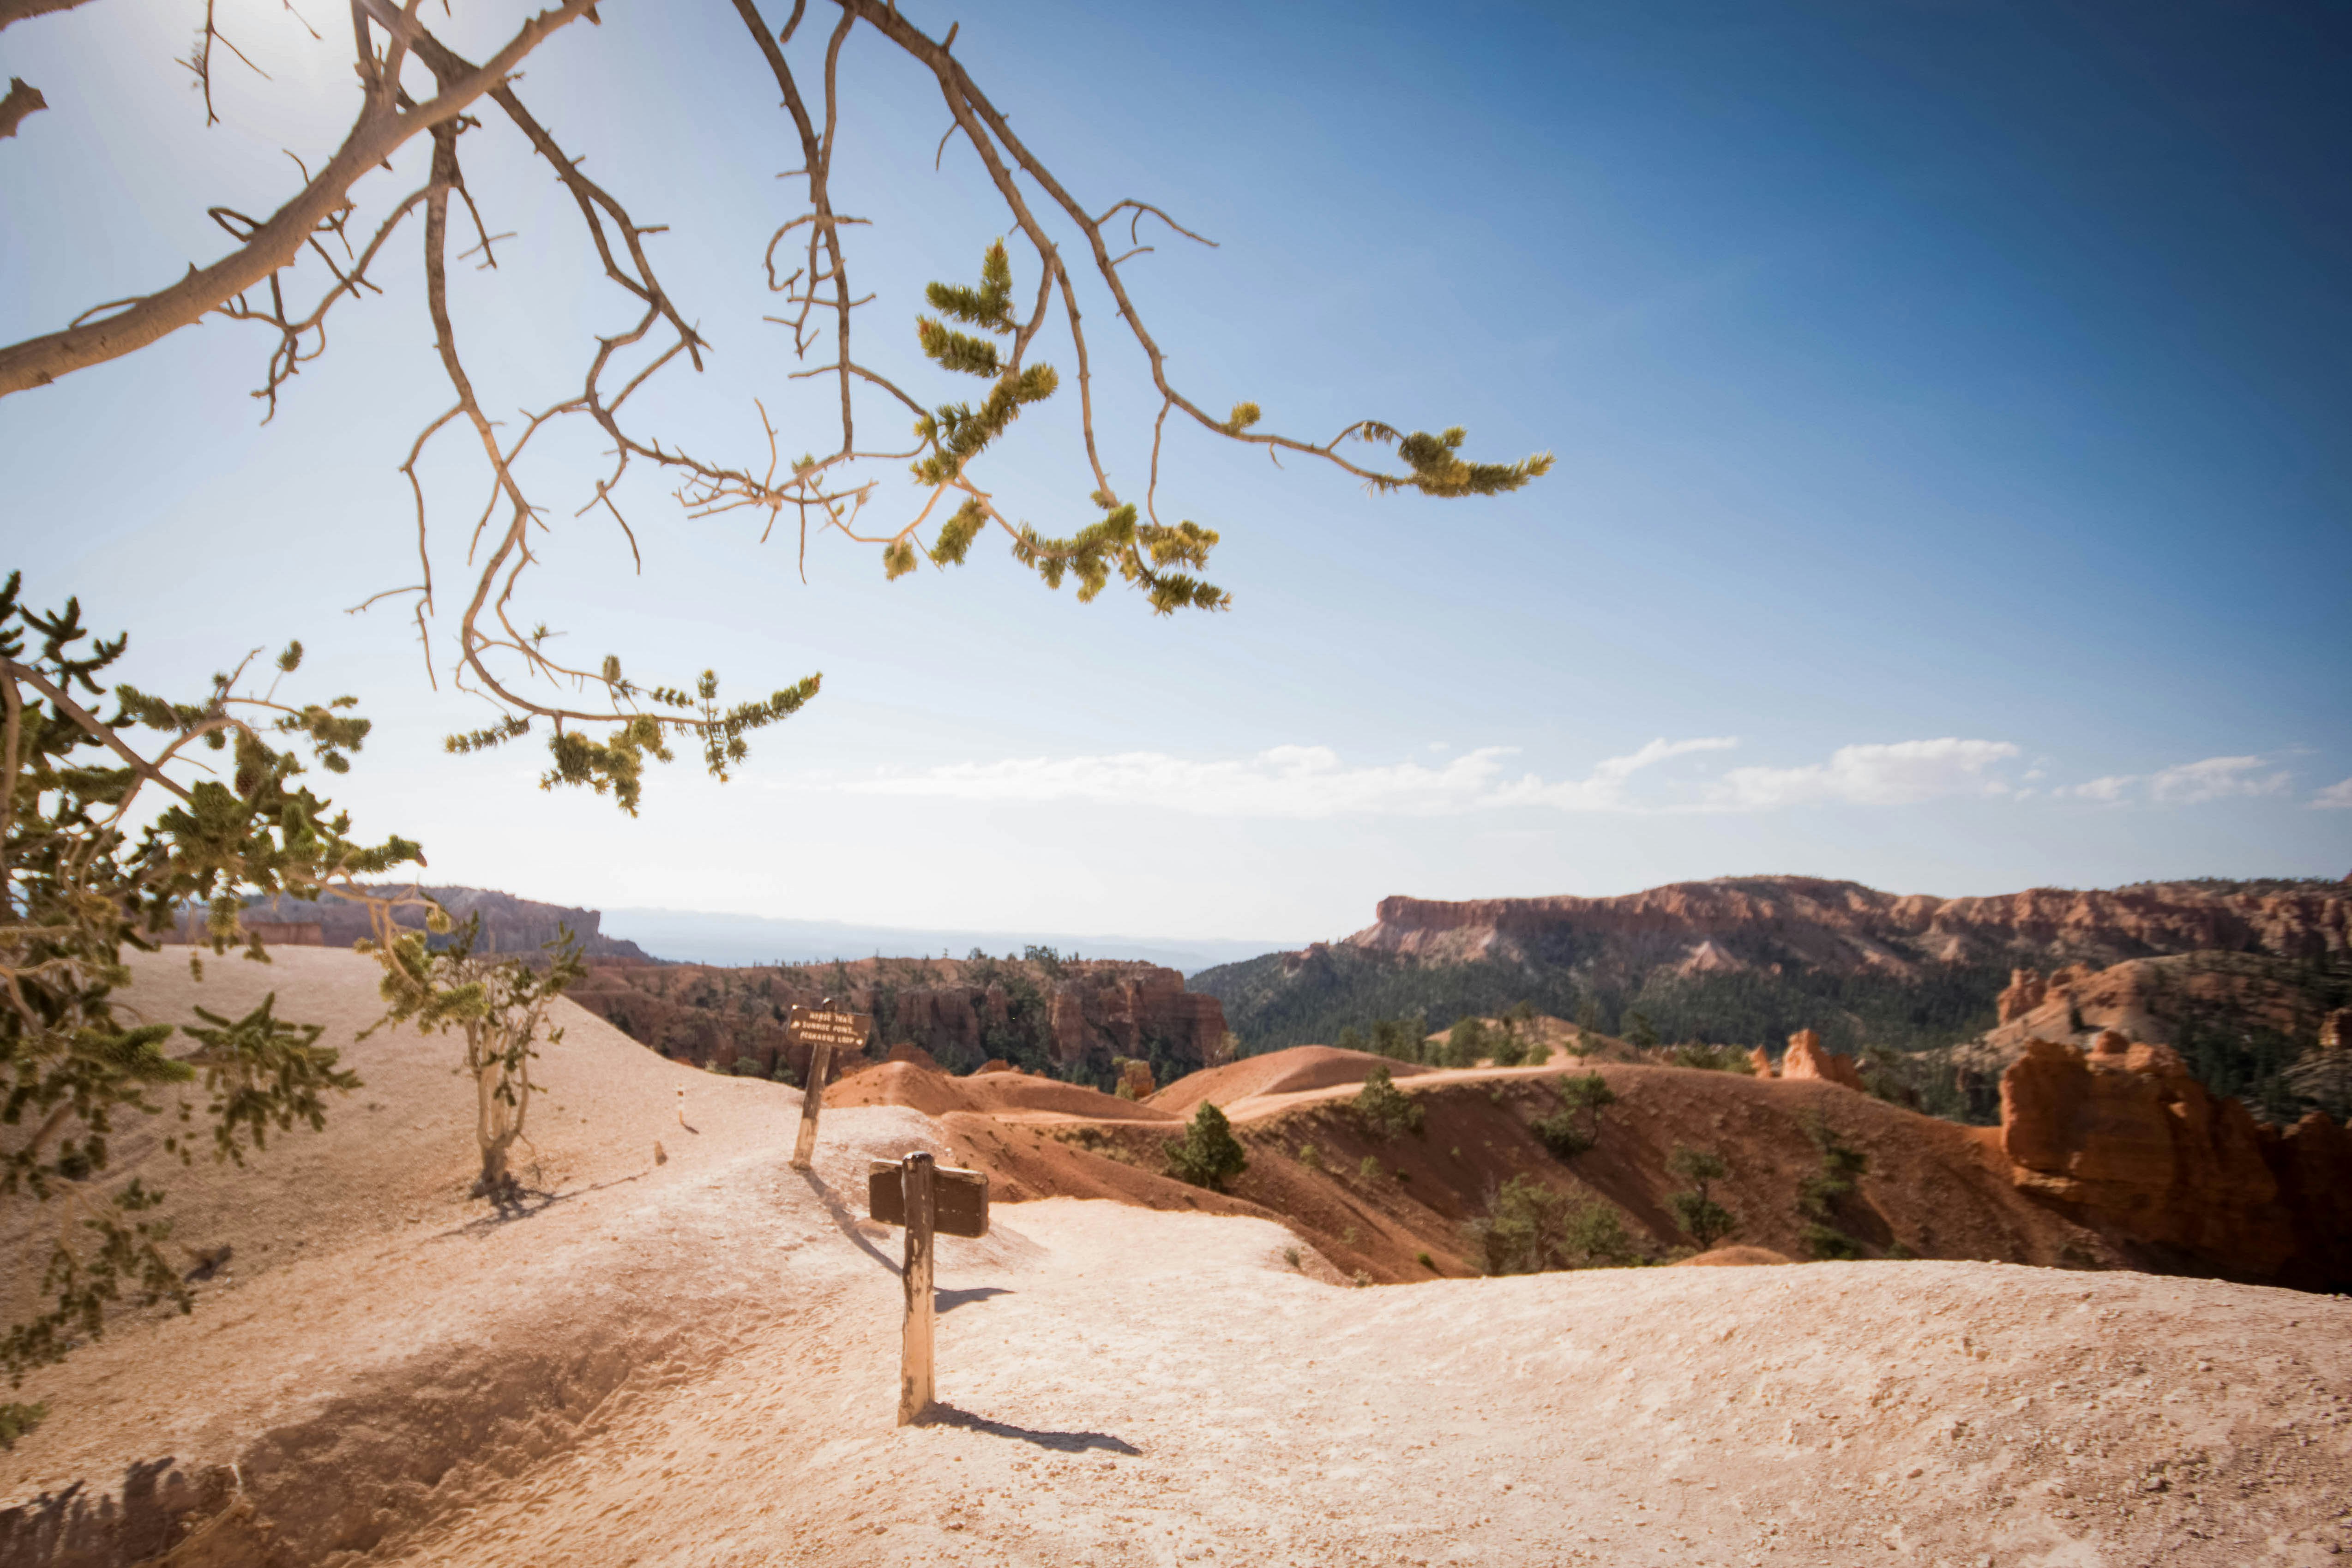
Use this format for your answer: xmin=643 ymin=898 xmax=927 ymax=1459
xmin=848 ymin=744 xmax=1521 ymax=819
xmin=2311 ymin=776 xmax=2352 ymax=810
xmin=2057 ymin=775 xmax=2135 ymax=803
xmin=2147 ymin=755 xmax=2290 ymax=805
xmin=1484 ymin=736 xmax=1738 ymax=811
xmin=834 ymin=734 xmax=2025 ymax=819
xmin=1700 ymin=739 xmax=2021 ymax=811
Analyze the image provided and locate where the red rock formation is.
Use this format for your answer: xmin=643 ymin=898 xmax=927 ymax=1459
xmin=1747 ymin=1045 xmax=1774 ymax=1078
xmin=1958 ymin=950 xmax=2334 ymax=1080
xmin=1779 ymin=1029 xmax=1864 ymax=1091
xmin=569 ymin=955 xmax=1227 ymax=1082
xmin=1995 ymin=1031 xmax=2352 ymax=1286
xmin=1996 ymin=968 xmax=2047 ymax=1024
xmin=1346 ymin=877 xmax=2351 ymax=974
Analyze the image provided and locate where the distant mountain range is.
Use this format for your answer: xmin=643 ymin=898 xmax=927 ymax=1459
xmin=596 ymin=907 xmax=1301 ymax=977
xmin=233 ymin=889 xmax=1297 ymax=977
xmin=1191 ymin=876 xmax=2352 ymax=1121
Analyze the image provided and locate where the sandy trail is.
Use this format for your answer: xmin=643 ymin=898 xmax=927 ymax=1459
xmin=5 ymin=951 xmax=2348 ymax=1567
xmin=383 ymin=1196 xmax=2352 ymax=1568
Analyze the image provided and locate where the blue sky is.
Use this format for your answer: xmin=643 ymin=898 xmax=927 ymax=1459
xmin=2 ymin=0 xmax=2346 ymax=945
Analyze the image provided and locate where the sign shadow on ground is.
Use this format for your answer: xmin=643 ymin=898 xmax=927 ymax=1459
xmin=920 ymin=1403 xmax=1142 ymax=1454
xmin=935 ymin=1286 xmax=1012 ymax=1314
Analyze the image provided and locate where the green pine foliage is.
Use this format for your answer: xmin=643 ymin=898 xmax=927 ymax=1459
xmin=1795 ymin=1110 xmax=1873 ymax=1259
xmin=1349 ymin=422 xmax=1554 ymax=499
xmin=1 ymin=577 xmax=418 ymax=1387
xmin=1443 ymin=1016 xmax=1492 ymax=1067
xmin=1666 ymin=1146 xmax=1739 ymax=1250
xmin=0 ymin=1400 xmax=44 ymax=1448
xmin=1351 ymin=1064 xmax=1425 ymax=1138
xmin=1164 ymin=1102 xmax=1248 ymax=1192
xmin=1464 ymin=1177 xmax=1638 ymax=1274
xmin=1531 ymin=1072 xmax=1615 ymax=1159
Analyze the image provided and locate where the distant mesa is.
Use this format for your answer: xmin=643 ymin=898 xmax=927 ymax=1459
xmin=186 ymin=884 xmax=657 ymax=962
xmin=1342 ymin=876 xmax=2349 ymax=974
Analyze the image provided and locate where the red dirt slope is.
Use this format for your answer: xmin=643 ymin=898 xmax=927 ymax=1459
xmin=826 ymin=1062 xmax=1179 ymax=1122
xmin=1146 ymin=1044 xmax=1435 ymax=1116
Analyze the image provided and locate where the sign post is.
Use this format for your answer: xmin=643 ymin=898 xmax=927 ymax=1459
xmin=787 ymin=1001 xmax=870 ymax=1170
xmin=867 ymin=1152 xmax=990 ymax=1425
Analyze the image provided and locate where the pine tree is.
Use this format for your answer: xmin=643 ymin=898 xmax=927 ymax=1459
xmin=1164 ymin=1103 xmax=1249 ymax=1192
xmin=1666 ymin=1146 xmax=1740 ymax=1250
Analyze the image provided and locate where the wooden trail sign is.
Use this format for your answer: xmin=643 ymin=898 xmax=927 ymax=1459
xmin=867 ymin=1159 xmax=991 ymax=1239
xmin=787 ymin=1003 xmax=870 ymax=1170
xmin=868 ymin=1152 xmax=991 ymax=1424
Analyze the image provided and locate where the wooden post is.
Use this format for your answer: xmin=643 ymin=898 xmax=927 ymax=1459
xmin=790 ymin=994 xmax=851 ymax=1172
xmin=790 ymin=1034 xmax=832 ymax=1170
xmin=898 ymin=1150 xmax=936 ymax=1425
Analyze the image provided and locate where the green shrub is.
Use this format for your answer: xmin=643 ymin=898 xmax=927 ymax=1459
xmin=1561 ymin=1200 xmax=1638 ymax=1267
xmin=1464 ymin=1177 xmax=1640 ymax=1274
xmin=1417 ymin=1250 xmax=1438 ymax=1271
xmin=1625 ymin=1010 xmax=1661 ymax=1052
xmin=1666 ymin=1146 xmax=1739 ymax=1250
xmin=1359 ymin=1155 xmax=1383 ymax=1181
xmin=1665 ymin=1041 xmax=1753 ymax=1073
xmin=1352 ymin=1064 xmax=1425 ymax=1137
xmin=0 ymin=1401 xmax=46 ymax=1449
xmin=1800 ymin=1222 xmax=1863 ymax=1260
xmin=1532 ymin=1071 xmax=1614 ymax=1159
xmin=1796 ymin=1110 xmax=1871 ymax=1258
xmin=1297 ymin=1141 xmax=1323 ymax=1170
xmin=1444 ymin=1016 xmax=1491 ymax=1068
xmin=1335 ymin=1025 xmax=1365 ymax=1053
xmin=1164 ymin=1102 xmax=1249 ymax=1192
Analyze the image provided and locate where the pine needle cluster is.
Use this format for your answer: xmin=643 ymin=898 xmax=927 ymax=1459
xmin=450 ymin=659 xmax=821 ymax=817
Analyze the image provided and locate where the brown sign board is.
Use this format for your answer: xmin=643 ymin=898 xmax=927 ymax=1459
xmin=869 ymin=1159 xmax=991 ymax=1239
xmin=788 ymin=1006 xmax=872 ymax=1052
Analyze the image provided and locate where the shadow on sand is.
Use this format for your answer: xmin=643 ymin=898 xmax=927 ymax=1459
xmin=919 ymin=1403 xmax=1140 ymax=1454
xmin=433 ymin=1171 xmax=646 ymax=1238
xmin=795 ymin=1165 xmax=902 ymax=1273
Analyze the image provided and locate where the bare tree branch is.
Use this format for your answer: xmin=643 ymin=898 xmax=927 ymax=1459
xmin=0 ymin=0 xmax=598 ymax=396
xmin=0 ymin=0 xmax=99 ymax=31
xmin=0 ymin=77 xmax=45 ymax=139
xmin=0 ymin=0 xmax=1550 ymax=804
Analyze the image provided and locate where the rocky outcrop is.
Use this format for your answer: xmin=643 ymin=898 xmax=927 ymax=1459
xmin=1347 ymin=877 xmax=2351 ymax=975
xmin=1998 ymin=1030 xmax=2352 ymax=1290
xmin=229 ymin=884 xmax=656 ymax=961
xmin=1958 ymin=950 xmax=2341 ymax=1081
xmin=1778 ymin=1028 xmax=1864 ymax=1090
xmin=569 ymin=955 xmax=1228 ymax=1084
xmin=1996 ymin=968 xmax=2046 ymax=1024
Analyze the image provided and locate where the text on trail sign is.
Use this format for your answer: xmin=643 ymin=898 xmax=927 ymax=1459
xmin=787 ymin=1006 xmax=870 ymax=1051
xmin=786 ymin=1003 xmax=870 ymax=1171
